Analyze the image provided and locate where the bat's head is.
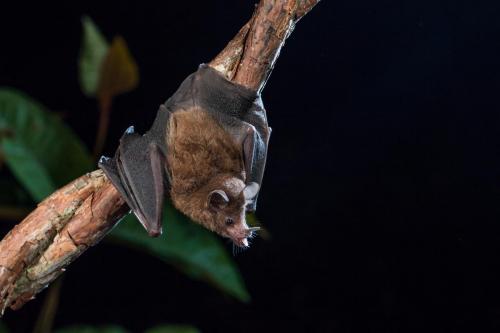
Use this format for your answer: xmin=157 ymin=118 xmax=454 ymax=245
xmin=206 ymin=176 xmax=260 ymax=248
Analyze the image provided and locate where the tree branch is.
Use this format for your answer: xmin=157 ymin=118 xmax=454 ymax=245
xmin=0 ymin=0 xmax=320 ymax=315
xmin=0 ymin=170 xmax=127 ymax=313
xmin=209 ymin=0 xmax=320 ymax=92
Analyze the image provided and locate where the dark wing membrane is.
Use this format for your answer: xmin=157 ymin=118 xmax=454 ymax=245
xmin=99 ymin=128 xmax=165 ymax=237
xmin=99 ymin=156 xmax=134 ymax=211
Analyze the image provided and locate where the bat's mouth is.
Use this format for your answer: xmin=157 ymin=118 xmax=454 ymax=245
xmin=234 ymin=237 xmax=249 ymax=248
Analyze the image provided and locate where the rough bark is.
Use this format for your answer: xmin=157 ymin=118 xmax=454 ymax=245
xmin=0 ymin=0 xmax=320 ymax=315
xmin=0 ymin=171 xmax=128 ymax=314
xmin=209 ymin=0 xmax=319 ymax=92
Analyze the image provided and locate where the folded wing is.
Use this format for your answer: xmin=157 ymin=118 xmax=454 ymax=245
xmin=99 ymin=126 xmax=166 ymax=237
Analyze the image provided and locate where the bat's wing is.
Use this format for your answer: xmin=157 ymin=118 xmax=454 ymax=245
xmin=99 ymin=127 xmax=166 ymax=237
xmin=241 ymin=121 xmax=270 ymax=211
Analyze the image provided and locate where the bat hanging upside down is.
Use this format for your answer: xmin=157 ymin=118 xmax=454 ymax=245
xmin=99 ymin=64 xmax=271 ymax=248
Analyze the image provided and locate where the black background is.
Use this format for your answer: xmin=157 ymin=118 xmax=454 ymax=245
xmin=2 ymin=0 xmax=500 ymax=332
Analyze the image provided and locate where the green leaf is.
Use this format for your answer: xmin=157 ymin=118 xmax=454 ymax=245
xmin=0 ymin=89 xmax=93 ymax=201
xmin=55 ymin=325 xmax=128 ymax=333
xmin=145 ymin=325 xmax=200 ymax=333
xmin=79 ymin=16 xmax=109 ymax=97
xmin=0 ymin=321 xmax=9 ymax=333
xmin=111 ymin=201 xmax=250 ymax=302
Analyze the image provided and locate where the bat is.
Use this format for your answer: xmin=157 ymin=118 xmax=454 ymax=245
xmin=99 ymin=64 xmax=270 ymax=247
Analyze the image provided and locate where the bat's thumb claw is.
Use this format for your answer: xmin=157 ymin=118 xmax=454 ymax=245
xmin=98 ymin=155 xmax=111 ymax=165
xmin=125 ymin=126 xmax=135 ymax=134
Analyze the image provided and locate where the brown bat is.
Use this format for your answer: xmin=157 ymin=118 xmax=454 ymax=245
xmin=99 ymin=64 xmax=270 ymax=247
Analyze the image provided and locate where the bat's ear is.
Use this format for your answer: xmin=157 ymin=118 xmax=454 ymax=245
xmin=208 ymin=190 xmax=229 ymax=210
xmin=243 ymin=182 xmax=260 ymax=200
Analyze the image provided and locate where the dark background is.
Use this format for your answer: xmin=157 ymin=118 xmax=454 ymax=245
xmin=2 ymin=0 xmax=500 ymax=332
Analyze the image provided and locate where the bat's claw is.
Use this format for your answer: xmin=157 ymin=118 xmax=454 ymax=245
xmin=98 ymin=155 xmax=111 ymax=165
xmin=125 ymin=126 xmax=135 ymax=135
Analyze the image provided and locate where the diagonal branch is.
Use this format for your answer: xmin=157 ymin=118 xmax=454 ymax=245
xmin=210 ymin=0 xmax=320 ymax=92
xmin=0 ymin=0 xmax=320 ymax=315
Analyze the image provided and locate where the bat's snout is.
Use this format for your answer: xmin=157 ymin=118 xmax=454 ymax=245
xmin=228 ymin=224 xmax=258 ymax=248
xmin=232 ymin=236 xmax=249 ymax=248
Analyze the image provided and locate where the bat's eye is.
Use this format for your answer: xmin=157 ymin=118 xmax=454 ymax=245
xmin=225 ymin=218 xmax=234 ymax=226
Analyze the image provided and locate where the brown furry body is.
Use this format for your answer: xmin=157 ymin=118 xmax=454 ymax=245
xmin=99 ymin=65 xmax=266 ymax=244
xmin=166 ymin=107 xmax=246 ymax=233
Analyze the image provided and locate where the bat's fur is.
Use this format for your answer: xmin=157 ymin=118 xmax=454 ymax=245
xmin=166 ymin=107 xmax=244 ymax=194
xmin=166 ymin=107 xmax=251 ymax=244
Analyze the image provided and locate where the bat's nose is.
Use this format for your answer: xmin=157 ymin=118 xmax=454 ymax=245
xmin=229 ymin=225 xmax=251 ymax=247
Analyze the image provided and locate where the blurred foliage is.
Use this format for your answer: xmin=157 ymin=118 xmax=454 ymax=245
xmin=79 ymin=16 xmax=138 ymax=100
xmin=79 ymin=16 xmax=109 ymax=97
xmin=97 ymin=36 xmax=139 ymax=100
xmin=112 ymin=201 xmax=250 ymax=302
xmin=79 ymin=16 xmax=139 ymax=158
xmin=0 ymin=89 xmax=93 ymax=201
